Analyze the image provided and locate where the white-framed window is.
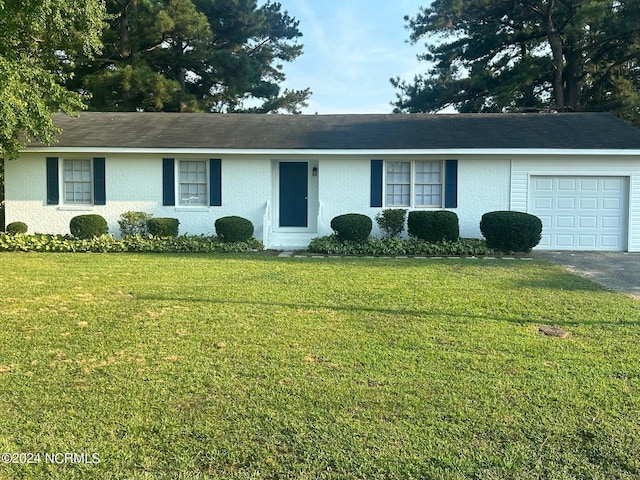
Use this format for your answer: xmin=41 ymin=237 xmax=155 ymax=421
xmin=385 ymin=160 xmax=443 ymax=208
xmin=179 ymin=160 xmax=207 ymax=206
xmin=63 ymin=159 xmax=92 ymax=204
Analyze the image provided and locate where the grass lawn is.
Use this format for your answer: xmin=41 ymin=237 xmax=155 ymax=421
xmin=0 ymin=252 xmax=639 ymax=479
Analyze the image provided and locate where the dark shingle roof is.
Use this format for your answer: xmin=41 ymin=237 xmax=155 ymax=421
xmin=31 ymin=111 xmax=640 ymax=150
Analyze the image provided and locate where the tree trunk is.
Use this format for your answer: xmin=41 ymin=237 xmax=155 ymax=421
xmin=564 ymin=32 xmax=584 ymax=111
xmin=541 ymin=0 xmax=566 ymax=109
xmin=119 ymin=0 xmax=135 ymax=59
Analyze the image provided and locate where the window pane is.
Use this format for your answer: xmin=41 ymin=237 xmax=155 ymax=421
xmin=386 ymin=184 xmax=410 ymax=206
xmin=416 ymin=184 xmax=442 ymax=206
xmin=415 ymin=161 xmax=441 ymax=183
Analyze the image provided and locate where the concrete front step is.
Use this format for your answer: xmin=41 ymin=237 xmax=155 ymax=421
xmin=266 ymin=232 xmax=316 ymax=250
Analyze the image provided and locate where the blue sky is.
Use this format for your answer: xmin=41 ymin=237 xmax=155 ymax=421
xmin=262 ymin=0 xmax=431 ymax=114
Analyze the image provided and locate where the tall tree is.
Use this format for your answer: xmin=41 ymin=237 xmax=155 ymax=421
xmin=0 ymin=0 xmax=106 ymax=159
xmin=392 ymin=0 xmax=640 ymax=124
xmin=69 ymin=0 xmax=310 ymax=113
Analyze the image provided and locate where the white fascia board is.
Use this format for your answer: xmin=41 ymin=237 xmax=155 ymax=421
xmin=22 ymin=146 xmax=640 ymax=157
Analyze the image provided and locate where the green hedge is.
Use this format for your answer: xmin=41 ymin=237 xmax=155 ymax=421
xmin=6 ymin=222 xmax=28 ymax=235
xmin=330 ymin=214 xmax=372 ymax=242
xmin=480 ymin=211 xmax=542 ymax=253
xmin=215 ymin=216 xmax=254 ymax=243
xmin=70 ymin=214 xmax=108 ymax=239
xmin=407 ymin=211 xmax=459 ymax=242
xmin=0 ymin=234 xmax=263 ymax=254
xmin=308 ymin=235 xmax=492 ymax=256
xmin=147 ymin=218 xmax=179 ymax=237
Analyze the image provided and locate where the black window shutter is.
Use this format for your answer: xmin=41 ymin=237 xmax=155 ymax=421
xmin=93 ymin=157 xmax=106 ymax=205
xmin=444 ymin=159 xmax=458 ymax=208
xmin=209 ymin=158 xmax=222 ymax=206
xmin=162 ymin=158 xmax=175 ymax=206
xmin=370 ymin=159 xmax=383 ymax=207
xmin=46 ymin=157 xmax=59 ymax=205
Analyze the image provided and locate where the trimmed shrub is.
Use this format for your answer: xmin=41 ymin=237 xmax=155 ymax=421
xmin=215 ymin=216 xmax=254 ymax=243
xmin=408 ymin=210 xmax=459 ymax=242
xmin=375 ymin=208 xmax=407 ymax=239
xmin=118 ymin=211 xmax=152 ymax=237
xmin=480 ymin=210 xmax=542 ymax=252
xmin=147 ymin=217 xmax=180 ymax=237
xmin=330 ymin=214 xmax=372 ymax=243
xmin=70 ymin=214 xmax=108 ymax=239
xmin=6 ymin=221 xmax=28 ymax=235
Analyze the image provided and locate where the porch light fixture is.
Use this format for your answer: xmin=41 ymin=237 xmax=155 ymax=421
xmin=312 ymin=167 xmax=318 ymax=176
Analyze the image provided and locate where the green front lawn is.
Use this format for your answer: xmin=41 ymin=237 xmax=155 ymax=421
xmin=0 ymin=253 xmax=639 ymax=479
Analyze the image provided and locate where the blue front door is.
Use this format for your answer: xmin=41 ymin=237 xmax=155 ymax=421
xmin=279 ymin=162 xmax=308 ymax=227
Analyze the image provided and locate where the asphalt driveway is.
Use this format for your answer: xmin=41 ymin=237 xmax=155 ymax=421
xmin=531 ymin=251 xmax=640 ymax=298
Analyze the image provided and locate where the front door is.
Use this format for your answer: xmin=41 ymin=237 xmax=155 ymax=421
xmin=279 ymin=162 xmax=308 ymax=227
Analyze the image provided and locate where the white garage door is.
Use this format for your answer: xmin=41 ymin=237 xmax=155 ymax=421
xmin=530 ymin=176 xmax=628 ymax=251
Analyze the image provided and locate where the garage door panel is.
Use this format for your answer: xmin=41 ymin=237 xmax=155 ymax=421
xmin=556 ymin=216 xmax=575 ymax=228
xmin=602 ymin=198 xmax=621 ymax=210
xmin=580 ymin=178 xmax=598 ymax=190
xmin=578 ymin=235 xmax=597 ymax=248
xmin=578 ymin=216 xmax=597 ymax=228
xmin=603 ymin=178 xmax=623 ymax=190
xmin=601 ymin=217 xmax=620 ymax=229
xmin=534 ymin=197 xmax=553 ymax=209
xmin=530 ymin=175 xmax=628 ymax=251
xmin=580 ymin=197 xmax=598 ymax=209
xmin=558 ymin=178 xmax=577 ymax=191
xmin=601 ymin=236 xmax=621 ymax=248
xmin=534 ymin=178 xmax=553 ymax=190
xmin=557 ymin=197 xmax=575 ymax=209
xmin=556 ymin=235 xmax=575 ymax=247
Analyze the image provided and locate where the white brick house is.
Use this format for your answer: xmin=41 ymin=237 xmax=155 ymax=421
xmin=6 ymin=112 xmax=640 ymax=251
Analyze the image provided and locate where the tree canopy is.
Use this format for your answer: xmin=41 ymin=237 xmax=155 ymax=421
xmin=0 ymin=0 xmax=106 ymax=160
xmin=392 ymin=0 xmax=640 ymax=125
xmin=68 ymin=0 xmax=310 ymax=113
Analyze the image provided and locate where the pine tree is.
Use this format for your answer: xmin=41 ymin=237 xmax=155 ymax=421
xmin=392 ymin=0 xmax=640 ymax=125
xmin=69 ymin=0 xmax=310 ymax=113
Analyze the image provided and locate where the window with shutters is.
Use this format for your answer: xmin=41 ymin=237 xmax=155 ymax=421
xmin=63 ymin=159 xmax=92 ymax=204
xmin=163 ymin=158 xmax=221 ymax=207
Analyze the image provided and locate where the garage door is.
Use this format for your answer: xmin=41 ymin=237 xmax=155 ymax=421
xmin=529 ymin=176 xmax=628 ymax=251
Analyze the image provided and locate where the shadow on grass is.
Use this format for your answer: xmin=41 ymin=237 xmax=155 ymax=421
xmin=134 ymin=294 xmax=640 ymax=328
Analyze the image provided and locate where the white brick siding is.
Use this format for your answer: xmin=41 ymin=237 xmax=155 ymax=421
xmin=6 ymin=151 xmax=640 ymax=251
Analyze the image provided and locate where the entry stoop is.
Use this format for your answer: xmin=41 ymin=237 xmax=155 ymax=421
xmin=267 ymin=232 xmax=316 ymax=250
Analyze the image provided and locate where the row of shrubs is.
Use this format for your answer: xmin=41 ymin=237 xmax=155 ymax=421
xmin=0 ymin=233 xmax=263 ymax=254
xmin=308 ymin=236 xmax=493 ymax=256
xmin=2 ymin=212 xmax=260 ymax=254
xmin=315 ymin=209 xmax=542 ymax=254
xmin=5 ymin=209 xmax=541 ymax=255
xmin=6 ymin=212 xmax=256 ymax=243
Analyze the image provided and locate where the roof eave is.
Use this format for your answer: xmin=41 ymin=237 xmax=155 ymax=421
xmin=21 ymin=146 xmax=640 ymax=156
